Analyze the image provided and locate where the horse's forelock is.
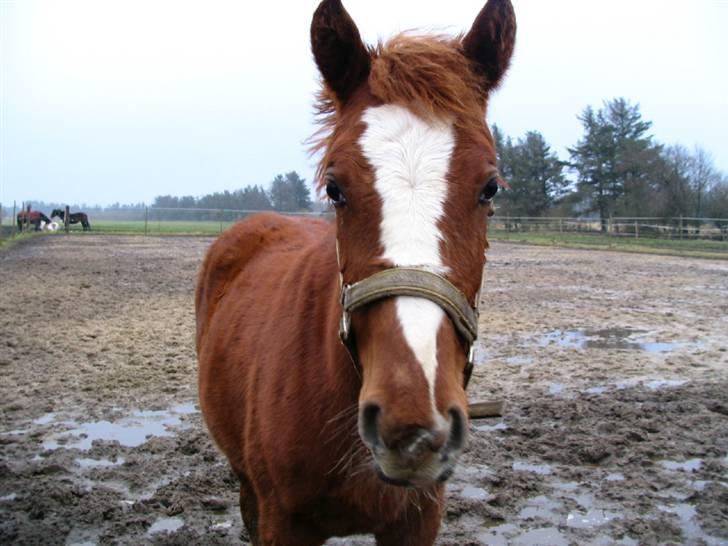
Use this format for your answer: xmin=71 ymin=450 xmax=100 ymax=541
xmin=310 ymin=33 xmax=488 ymax=191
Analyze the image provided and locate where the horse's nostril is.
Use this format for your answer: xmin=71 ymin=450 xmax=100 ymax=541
xmin=447 ymin=407 xmax=466 ymax=451
xmin=359 ymin=403 xmax=381 ymax=447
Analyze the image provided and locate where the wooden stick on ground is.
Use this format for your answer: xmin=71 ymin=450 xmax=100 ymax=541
xmin=468 ymin=399 xmax=504 ymax=419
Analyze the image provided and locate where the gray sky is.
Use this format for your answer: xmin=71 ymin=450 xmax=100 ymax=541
xmin=2 ymin=0 xmax=727 ymax=207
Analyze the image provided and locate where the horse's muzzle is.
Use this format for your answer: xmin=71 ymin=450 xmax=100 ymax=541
xmin=359 ymin=404 xmax=466 ymax=487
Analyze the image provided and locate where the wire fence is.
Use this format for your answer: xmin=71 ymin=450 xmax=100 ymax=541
xmin=491 ymin=216 xmax=728 ymax=241
xmin=0 ymin=205 xmax=334 ymax=238
xmin=2 ymin=204 xmax=727 ymax=245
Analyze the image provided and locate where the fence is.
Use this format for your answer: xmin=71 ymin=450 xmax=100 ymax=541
xmin=490 ymin=216 xmax=728 ymax=241
xmin=0 ymin=206 xmax=336 ymax=237
xmin=2 ymin=205 xmax=728 ymax=244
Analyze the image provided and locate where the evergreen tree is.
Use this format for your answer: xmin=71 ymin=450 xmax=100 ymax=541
xmin=269 ymin=171 xmax=312 ymax=212
xmin=494 ymin=128 xmax=566 ymax=217
xmin=569 ymin=98 xmax=658 ymax=229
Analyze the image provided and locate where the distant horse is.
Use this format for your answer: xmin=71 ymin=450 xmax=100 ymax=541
xmin=16 ymin=210 xmax=51 ymax=231
xmin=50 ymin=209 xmax=91 ymax=231
xmin=196 ymin=0 xmax=515 ymax=544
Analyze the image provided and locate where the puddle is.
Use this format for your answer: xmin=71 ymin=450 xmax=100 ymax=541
xmin=460 ymin=485 xmax=492 ymax=501
xmin=690 ymin=480 xmax=710 ymax=491
xmin=660 ymin=458 xmax=703 ymax=472
xmin=0 ymin=493 xmax=17 ymax=502
xmin=549 ymin=383 xmax=565 ymax=395
xmin=584 ymin=386 xmax=608 ymax=395
xmin=605 ymin=473 xmax=625 ymax=482
xmin=518 ymin=495 xmax=562 ymax=520
xmin=505 ymin=356 xmax=533 ymax=366
xmin=537 ymin=328 xmax=697 ymax=353
xmin=513 ymin=461 xmax=552 ymax=475
xmin=33 ymin=413 xmax=57 ymax=425
xmin=566 ymin=508 xmax=620 ymax=528
xmin=75 ymin=457 xmax=125 ymax=469
xmin=147 ymin=516 xmax=185 ymax=535
xmin=658 ymin=504 xmax=726 ymax=546
xmin=552 ymin=481 xmax=579 ymax=491
xmin=475 ymin=422 xmax=509 ymax=433
xmin=453 ymin=462 xmax=497 ymax=482
xmin=42 ymin=402 xmax=197 ymax=451
xmin=477 ymin=524 xmax=520 ymax=546
xmin=65 ymin=526 xmax=100 ymax=546
xmin=513 ymin=527 xmax=569 ymax=546
xmin=587 ymin=536 xmax=639 ymax=546
xmin=645 ymin=379 xmax=688 ymax=390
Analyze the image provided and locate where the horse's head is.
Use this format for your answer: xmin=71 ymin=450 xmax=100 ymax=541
xmin=50 ymin=209 xmax=63 ymax=220
xmin=311 ymin=0 xmax=515 ymax=486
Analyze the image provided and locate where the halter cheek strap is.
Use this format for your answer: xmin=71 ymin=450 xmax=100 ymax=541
xmin=338 ymin=267 xmax=480 ymax=389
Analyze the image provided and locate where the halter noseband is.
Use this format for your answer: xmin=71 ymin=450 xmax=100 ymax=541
xmin=338 ymin=267 xmax=480 ymax=389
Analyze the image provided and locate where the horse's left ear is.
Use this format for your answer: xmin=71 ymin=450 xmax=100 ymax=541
xmin=462 ymin=0 xmax=517 ymax=92
xmin=311 ymin=0 xmax=371 ymax=103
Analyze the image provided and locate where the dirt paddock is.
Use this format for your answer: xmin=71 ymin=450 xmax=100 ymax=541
xmin=1 ymin=234 xmax=727 ymax=545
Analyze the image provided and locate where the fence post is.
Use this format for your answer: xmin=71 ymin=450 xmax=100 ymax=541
xmin=144 ymin=206 xmax=149 ymax=236
xmin=634 ymin=220 xmax=639 ymax=239
xmin=0 ymin=202 xmax=3 ymax=242
xmin=64 ymin=205 xmax=70 ymax=234
xmin=679 ymin=216 xmax=683 ymax=240
xmin=25 ymin=203 xmax=30 ymax=231
xmin=12 ymin=201 xmax=16 ymax=235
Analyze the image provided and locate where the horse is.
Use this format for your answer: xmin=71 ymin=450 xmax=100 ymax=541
xmin=196 ymin=0 xmax=515 ymax=544
xmin=50 ymin=209 xmax=91 ymax=231
xmin=16 ymin=210 xmax=52 ymax=231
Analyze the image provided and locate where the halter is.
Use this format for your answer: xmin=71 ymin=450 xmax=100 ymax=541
xmin=337 ymin=254 xmax=481 ymax=389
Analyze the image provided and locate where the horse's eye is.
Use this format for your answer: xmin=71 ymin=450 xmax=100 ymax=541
xmin=326 ymin=175 xmax=346 ymax=208
xmin=479 ymin=176 xmax=499 ymax=205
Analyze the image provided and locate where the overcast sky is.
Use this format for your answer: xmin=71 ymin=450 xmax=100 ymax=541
xmin=2 ymin=0 xmax=727 ymax=207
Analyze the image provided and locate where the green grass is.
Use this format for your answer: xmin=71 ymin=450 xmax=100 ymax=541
xmin=490 ymin=230 xmax=728 ymax=259
xmin=89 ymin=220 xmax=231 ymax=235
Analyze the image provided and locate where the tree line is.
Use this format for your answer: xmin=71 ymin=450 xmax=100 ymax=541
xmin=152 ymin=171 xmax=313 ymax=213
xmin=495 ymin=97 xmax=728 ymax=230
xmin=4 ymin=171 xmax=315 ymax=221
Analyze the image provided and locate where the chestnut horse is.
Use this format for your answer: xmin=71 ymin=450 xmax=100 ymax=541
xmin=196 ymin=0 xmax=515 ymax=544
xmin=16 ymin=210 xmax=51 ymax=231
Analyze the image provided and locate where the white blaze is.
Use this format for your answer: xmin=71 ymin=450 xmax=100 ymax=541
xmin=359 ymin=104 xmax=455 ymax=411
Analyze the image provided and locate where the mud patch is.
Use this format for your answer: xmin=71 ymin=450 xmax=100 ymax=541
xmin=1 ymin=236 xmax=727 ymax=545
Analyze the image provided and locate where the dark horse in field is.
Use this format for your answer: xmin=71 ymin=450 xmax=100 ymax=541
xmin=196 ymin=0 xmax=515 ymax=544
xmin=16 ymin=210 xmax=51 ymax=231
xmin=51 ymin=209 xmax=91 ymax=231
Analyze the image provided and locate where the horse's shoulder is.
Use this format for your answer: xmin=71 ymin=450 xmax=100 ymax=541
xmin=195 ymin=213 xmax=333 ymax=348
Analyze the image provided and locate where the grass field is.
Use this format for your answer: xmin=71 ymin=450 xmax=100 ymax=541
xmin=89 ymin=220 xmax=232 ymax=235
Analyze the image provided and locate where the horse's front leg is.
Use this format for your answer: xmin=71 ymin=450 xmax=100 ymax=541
xmin=256 ymin=503 xmax=327 ymax=546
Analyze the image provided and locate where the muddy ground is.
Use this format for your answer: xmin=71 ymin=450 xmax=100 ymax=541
xmin=1 ymin=234 xmax=726 ymax=546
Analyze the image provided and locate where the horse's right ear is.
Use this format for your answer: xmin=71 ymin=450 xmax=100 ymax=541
xmin=311 ymin=0 xmax=370 ymax=103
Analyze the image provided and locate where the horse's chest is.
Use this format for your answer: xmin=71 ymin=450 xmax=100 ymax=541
xmin=305 ymin=497 xmax=389 ymax=537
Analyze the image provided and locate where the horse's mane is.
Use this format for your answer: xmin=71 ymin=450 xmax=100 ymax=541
xmin=310 ymin=33 xmax=488 ymax=189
